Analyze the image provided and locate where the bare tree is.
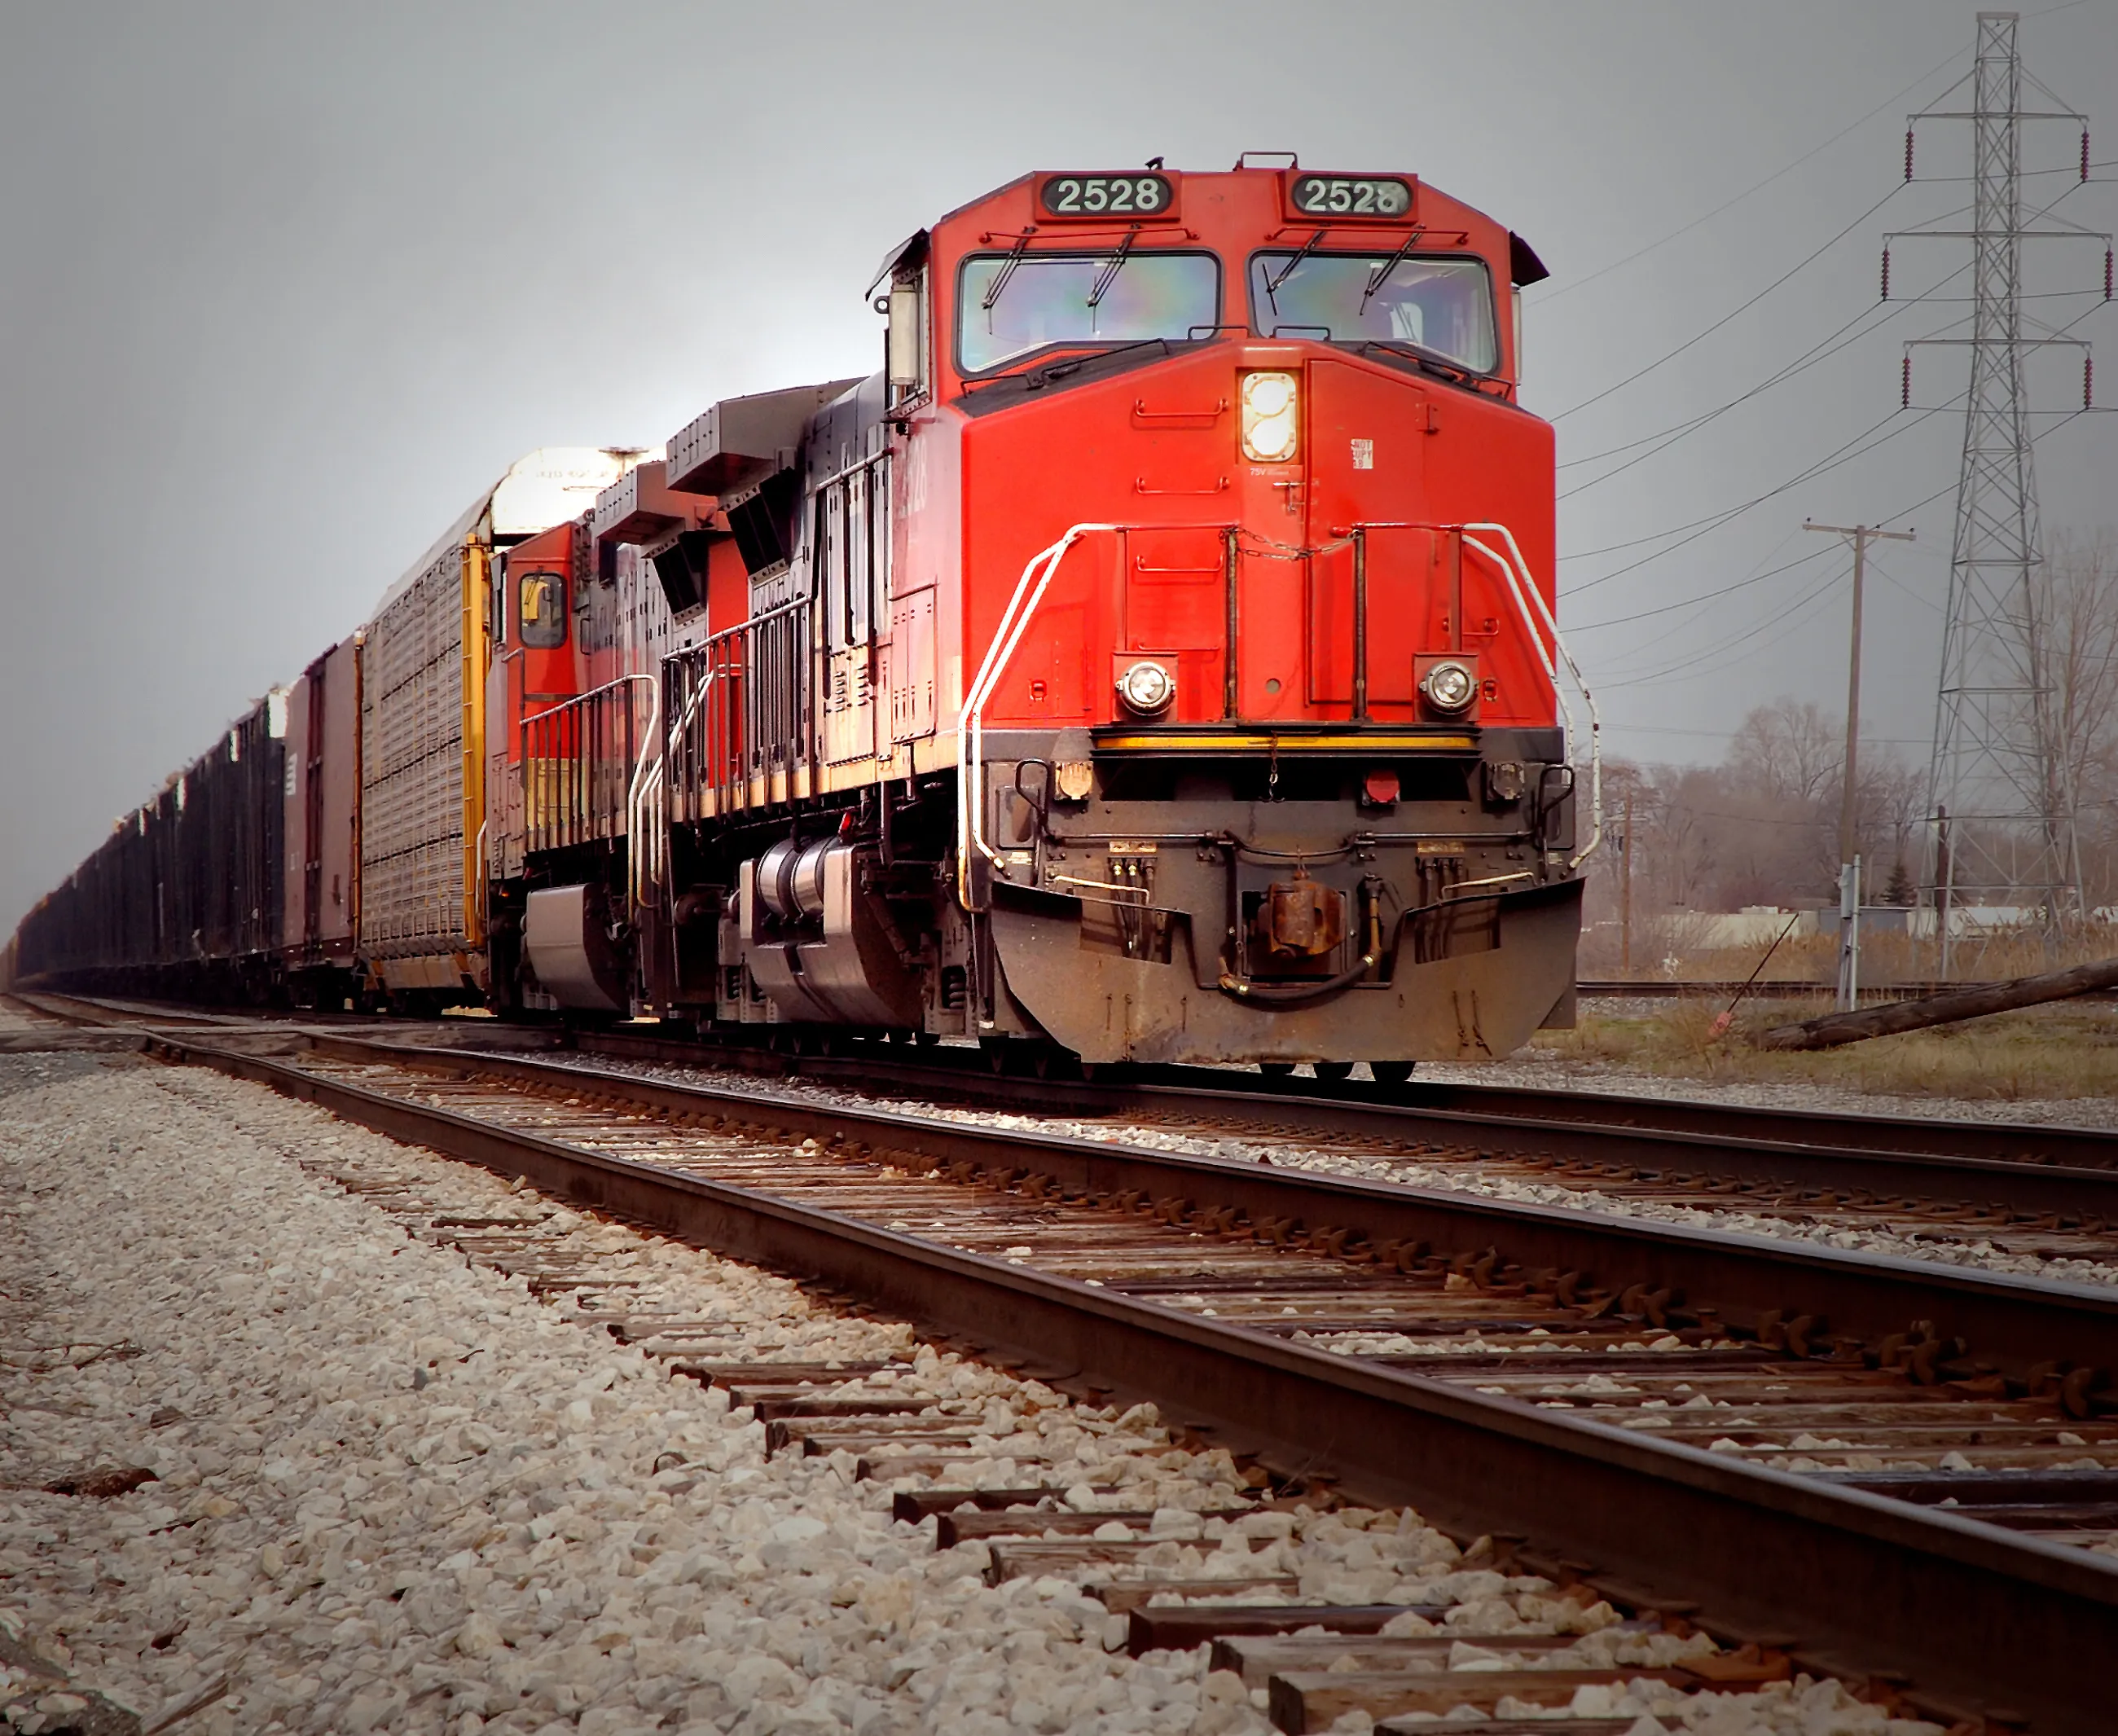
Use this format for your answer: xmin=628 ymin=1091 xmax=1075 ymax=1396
xmin=2036 ymin=531 xmax=2118 ymax=908
xmin=1730 ymin=698 xmax=1843 ymax=806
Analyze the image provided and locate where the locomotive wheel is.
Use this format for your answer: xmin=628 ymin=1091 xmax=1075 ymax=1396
xmin=1312 ymin=1061 xmax=1355 ymax=1081
xmin=1259 ymin=1061 xmax=1297 ymax=1078
xmin=1369 ymin=1061 xmax=1416 ymax=1084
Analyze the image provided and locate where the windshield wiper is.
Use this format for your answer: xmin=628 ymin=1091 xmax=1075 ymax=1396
xmin=981 ymin=234 xmax=1032 ymax=311
xmin=1359 ymin=226 xmax=1430 ymax=313
xmin=1263 ymin=227 xmax=1329 ymax=305
xmin=1087 ymin=226 xmax=1140 ymax=309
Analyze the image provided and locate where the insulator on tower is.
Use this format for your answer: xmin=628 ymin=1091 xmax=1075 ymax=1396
xmin=1901 ymin=354 xmax=1912 ymax=408
xmin=2083 ymin=130 xmax=2091 ymax=182
xmin=2086 ymin=355 xmax=2095 ymax=410
xmin=1881 ymin=248 xmax=1891 ymax=301
xmin=1905 ymin=129 xmax=1915 ymax=182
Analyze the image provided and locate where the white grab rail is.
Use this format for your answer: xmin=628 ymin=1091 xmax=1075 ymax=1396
xmin=956 ymin=523 xmax=1118 ymax=909
xmin=951 ymin=517 xmax=1598 ymax=908
xmin=622 ymin=672 xmax=663 ymax=916
xmin=1460 ymin=523 xmax=1602 ymax=868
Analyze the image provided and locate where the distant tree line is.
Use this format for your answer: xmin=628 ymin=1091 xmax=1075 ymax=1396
xmin=1590 ymin=530 xmax=2118 ymax=921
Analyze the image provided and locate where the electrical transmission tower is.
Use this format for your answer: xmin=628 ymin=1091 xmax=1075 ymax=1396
xmin=1890 ymin=11 xmax=2107 ymax=971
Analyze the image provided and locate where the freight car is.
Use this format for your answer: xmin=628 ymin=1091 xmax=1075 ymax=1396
xmin=11 ymin=157 xmax=1597 ymax=1072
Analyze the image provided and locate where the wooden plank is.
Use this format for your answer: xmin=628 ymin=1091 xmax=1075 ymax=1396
xmin=890 ymin=1488 xmax=1091 ymax=1523
xmin=1211 ymin=1632 xmax=1583 ymax=1686
xmin=1092 ymin=1576 xmax=1301 ymax=1614
xmin=1127 ymin=1604 xmax=1446 ymax=1657
xmin=938 ymin=1508 xmax=1256 ymax=1549
xmin=1270 ymin=1668 xmax=1697 ymax=1734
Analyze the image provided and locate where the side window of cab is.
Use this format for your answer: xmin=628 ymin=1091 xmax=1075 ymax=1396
xmin=518 ymin=572 xmax=565 ymax=648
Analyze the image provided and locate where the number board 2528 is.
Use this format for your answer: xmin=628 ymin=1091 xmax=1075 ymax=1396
xmin=1287 ymin=174 xmax=1416 ymax=219
xmin=1036 ymin=174 xmax=1177 ymax=219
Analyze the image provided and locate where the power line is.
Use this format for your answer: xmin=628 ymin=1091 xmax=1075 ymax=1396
xmin=1562 ymin=402 xmax=1953 ymax=600
xmin=1537 ymin=42 xmax=1967 ymax=306
xmin=1551 ymin=186 xmax=1908 ymax=423
xmin=1571 ymin=544 xmax=1834 ymax=633
xmin=1588 ymin=407 xmax=2097 ymax=688
xmin=1554 ymin=285 xmax=1933 ymax=476
xmin=1607 ymin=569 xmax=1852 ymax=688
xmin=1556 ymin=270 xmax=1953 ymax=499
xmin=1551 ymin=115 xmax=2097 ymax=494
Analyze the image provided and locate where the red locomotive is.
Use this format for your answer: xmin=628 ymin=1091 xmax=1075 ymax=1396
xmin=11 ymin=157 xmax=1598 ymax=1075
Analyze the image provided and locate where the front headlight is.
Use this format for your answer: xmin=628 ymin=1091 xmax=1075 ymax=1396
xmin=1116 ymin=659 xmax=1176 ymax=716
xmin=1240 ymin=371 xmax=1299 ymax=463
xmin=1421 ymin=660 xmax=1476 ymax=713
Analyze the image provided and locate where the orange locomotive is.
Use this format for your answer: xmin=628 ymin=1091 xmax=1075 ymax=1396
xmin=13 ymin=158 xmax=1598 ymax=1073
xmin=491 ymin=156 xmax=1597 ymax=1070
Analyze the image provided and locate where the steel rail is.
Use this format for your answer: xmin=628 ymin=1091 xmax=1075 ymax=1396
xmin=256 ymin=1031 xmax=2118 ymax=1385
xmin=567 ymin=1026 xmax=2118 ymax=1207
xmin=138 ymin=1027 xmax=2118 ymax=1733
xmin=28 ymin=989 xmax=2116 ymax=1175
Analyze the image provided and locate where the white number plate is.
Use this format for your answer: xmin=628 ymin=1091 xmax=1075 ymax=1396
xmin=1290 ymin=174 xmax=1414 ymax=219
xmin=1039 ymin=173 xmax=1175 ymax=219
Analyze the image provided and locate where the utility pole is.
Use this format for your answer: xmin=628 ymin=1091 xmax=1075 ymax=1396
xmin=1805 ymin=521 xmax=1914 ymax=1011
xmin=1805 ymin=522 xmax=1916 ymax=868
xmin=1620 ymin=785 xmax=1634 ymax=976
xmin=1890 ymin=11 xmax=2108 ymax=973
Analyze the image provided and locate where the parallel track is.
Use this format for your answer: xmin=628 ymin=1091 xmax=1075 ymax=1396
xmin=561 ymin=1030 xmax=2118 ymax=1250
xmin=120 ymin=1022 xmax=2118 ymax=1733
xmin=572 ymin=1022 xmax=2118 ymax=1173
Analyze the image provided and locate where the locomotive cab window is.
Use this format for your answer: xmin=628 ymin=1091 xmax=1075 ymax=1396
xmin=956 ymin=250 xmax=1220 ymax=374
xmin=1248 ymin=251 xmax=1497 ymax=373
xmin=517 ymin=571 xmax=566 ymax=648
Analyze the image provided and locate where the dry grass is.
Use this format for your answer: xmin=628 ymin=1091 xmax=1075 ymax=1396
xmin=1580 ymin=923 xmax=2118 ymax=987
xmin=1532 ymin=998 xmax=2118 ymax=1105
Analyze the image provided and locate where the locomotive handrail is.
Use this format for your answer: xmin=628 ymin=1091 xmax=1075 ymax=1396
xmin=1312 ymin=518 xmax=1602 ymax=871
xmin=959 ymin=523 xmax=1123 ymax=909
xmin=623 ymin=671 xmax=664 ymax=916
xmin=958 ymin=515 xmax=1601 ymax=911
xmin=522 ymin=675 xmax=656 ymax=859
xmin=1458 ymin=522 xmax=1602 ymax=869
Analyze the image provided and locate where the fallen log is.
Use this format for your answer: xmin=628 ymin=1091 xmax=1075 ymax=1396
xmin=1757 ymin=956 xmax=2118 ymax=1051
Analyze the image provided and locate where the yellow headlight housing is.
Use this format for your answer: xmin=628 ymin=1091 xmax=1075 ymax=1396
xmin=1240 ymin=371 xmax=1299 ymax=463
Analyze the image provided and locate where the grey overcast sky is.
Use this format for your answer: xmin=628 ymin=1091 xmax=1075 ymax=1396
xmin=2 ymin=1 xmax=2113 ymax=934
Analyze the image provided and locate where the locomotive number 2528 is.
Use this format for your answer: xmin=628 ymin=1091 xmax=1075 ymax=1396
xmin=1290 ymin=174 xmax=1413 ymax=218
xmin=1038 ymin=174 xmax=1173 ymax=218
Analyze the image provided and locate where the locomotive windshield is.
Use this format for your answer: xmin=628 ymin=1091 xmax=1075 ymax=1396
xmin=956 ymin=250 xmax=1219 ymax=373
xmin=1248 ymin=251 xmax=1496 ymax=372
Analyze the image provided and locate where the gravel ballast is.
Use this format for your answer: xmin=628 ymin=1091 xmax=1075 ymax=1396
xmin=0 ymin=1052 xmax=1949 ymax=1734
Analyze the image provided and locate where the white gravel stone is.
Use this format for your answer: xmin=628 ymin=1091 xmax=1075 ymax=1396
xmin=0 ymin=1051 xmax=1944 ymax=1734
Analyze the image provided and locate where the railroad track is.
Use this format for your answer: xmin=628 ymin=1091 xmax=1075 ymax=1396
xmin=20 ymin=989 xmax=2118 ymax=1272
xmin=114 ymin=1022 xmax=2118 ymax=1733
xmin=560 ymin=1035 xmax=2118 ymax=1275
xmin=26 ymin=983 xmax=2116 ymax=1167
xmin=563 ymin=1016 xmax=2118 ymax=1171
